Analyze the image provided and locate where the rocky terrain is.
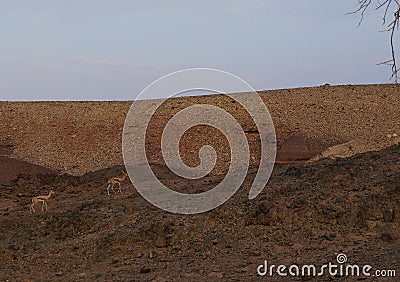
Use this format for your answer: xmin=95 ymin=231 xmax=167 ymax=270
xmin=0 ymin=84 xmax=399 ymax=176
xmin=0 ymin=84 xmax=400 ymax=281
xmin=0 ymin=144 xmax=399 ymax=281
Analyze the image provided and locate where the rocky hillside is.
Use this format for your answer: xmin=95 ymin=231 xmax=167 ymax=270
xmin=0 ymin=84 xmax=399 ymax=177
xmin=1 ymin=144 xmax=399 ymax=281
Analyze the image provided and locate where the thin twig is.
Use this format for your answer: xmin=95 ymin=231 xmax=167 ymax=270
xmin=351 ymin=0 xmax=400 ymax=82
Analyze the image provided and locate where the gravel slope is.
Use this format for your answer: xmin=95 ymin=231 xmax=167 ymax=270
xmin=0 ymin=84 xmax=399 ymax=177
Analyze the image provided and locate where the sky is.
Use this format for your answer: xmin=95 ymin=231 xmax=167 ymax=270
xmin=0 ymin=0 xmax=396 ymax=101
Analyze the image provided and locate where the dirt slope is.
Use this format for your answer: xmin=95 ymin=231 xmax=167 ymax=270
xmin=0 ymin=84 xmax=399 ymax=281
xmin=0 ymin=144 xmax=399 ymax=281
xmin=0 ymin=84 xmax=399 ymax=177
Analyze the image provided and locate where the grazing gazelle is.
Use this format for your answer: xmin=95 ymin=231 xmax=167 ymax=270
xmin=29 ymin=190 xmax=55 ymax=214
xmin=107 ymin=171 xmax=128 ymax=196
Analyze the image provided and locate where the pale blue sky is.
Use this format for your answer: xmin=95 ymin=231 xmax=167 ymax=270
xmin=0 ymin=0 xmax=395 ymax=101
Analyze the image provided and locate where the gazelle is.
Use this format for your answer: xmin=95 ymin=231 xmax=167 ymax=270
xmin=107 ymin=171 xmax=128 ymax=196
xmin=29 ymin=190 xmax=55 ymax=214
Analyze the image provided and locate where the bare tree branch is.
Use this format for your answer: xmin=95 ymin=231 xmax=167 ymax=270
xmin=350 ymin=0 xmax=400 ymax=82
xmin=347 ymin=0 xmax=372 ymax=26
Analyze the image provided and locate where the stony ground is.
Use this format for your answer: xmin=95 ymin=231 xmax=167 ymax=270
xmin=0 ymin=84 xmax=400 ymax=281
xmin=0 ymin=84 xmax=399 ymax=176
xmin=0 ymin=144 xmax=399 ymax=281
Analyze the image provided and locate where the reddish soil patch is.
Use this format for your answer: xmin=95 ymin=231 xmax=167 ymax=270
xmin=276 ymin=134 xmax=336 ymax=162
xmin=0 ymin=157 xmax=58 ymax=182
xmin=0 ymin=146 xmax=13 ymax=156
xmin=0 ymin=140 xmax=58 ymax=182
xmin=0 ymin=140 xmax=14 ymax=156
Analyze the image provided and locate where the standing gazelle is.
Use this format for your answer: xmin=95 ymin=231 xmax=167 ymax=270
xmin=107 ymin=171 xmax=128 ymax=196
xmin=29 ymin=190 xmax=55 ymax=214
